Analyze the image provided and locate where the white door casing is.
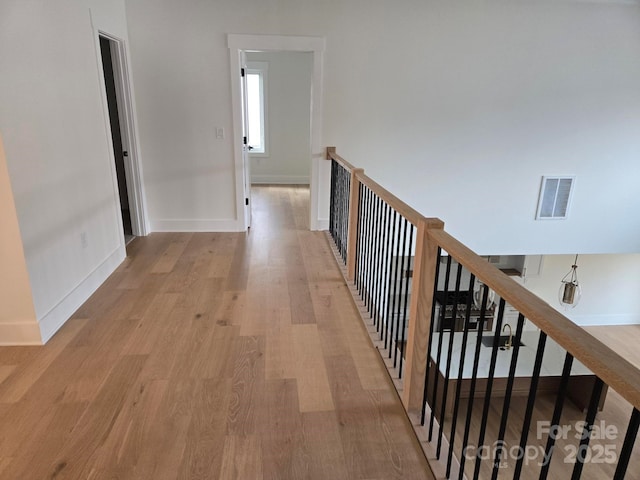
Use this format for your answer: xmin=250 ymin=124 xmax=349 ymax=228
xmin=93 ymin=29 xmax=150 ymax=238
xmin=240 ymin=52 xmax=252 ymax=228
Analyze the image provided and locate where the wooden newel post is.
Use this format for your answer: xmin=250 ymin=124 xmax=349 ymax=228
xmin=346 ymin=168 xmax=364 ymax=282
xmin=402 ymin=217 xmax=445 ymax=413
xmin=326 ymin=146 xmax=336 ymax=160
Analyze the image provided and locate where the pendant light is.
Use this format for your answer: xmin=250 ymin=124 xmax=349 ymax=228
xmin=559 ymin=254 xmax=581 ymax=308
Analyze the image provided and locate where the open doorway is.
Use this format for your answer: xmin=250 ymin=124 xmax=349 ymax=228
xmin=245 ymin=52 xmax=313 ymax=186
xmin=99 ymin=36 xmax=132 ymax=242
xmin=97 ymin=33 xmax=148 ymax=244
xmin=228 ymin=35 xmax=326 ymax=232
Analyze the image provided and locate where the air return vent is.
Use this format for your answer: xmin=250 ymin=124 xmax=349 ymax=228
xmin=536 ymin=176 xmax=575 ymax=220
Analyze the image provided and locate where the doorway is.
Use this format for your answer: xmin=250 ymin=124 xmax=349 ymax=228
xmin=245 ymin=51 xmax=313 ymax=187
xmin=99 ymin=36 xmax=132 ymax=242
xmin=228 ymin=35 xmax=326 ymax=231
xmin=97 ymin=33 xmax=148 ymax=243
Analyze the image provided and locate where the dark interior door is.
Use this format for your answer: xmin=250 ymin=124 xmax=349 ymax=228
xmin=99 ymin=36 xmax=132 ymax=237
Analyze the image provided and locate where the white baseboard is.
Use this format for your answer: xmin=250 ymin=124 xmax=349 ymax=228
xmin=0 ymin=321 xmax=43 ymax=346
xmin=151 ymin=219 xmax=242 ymax=232
xmin=315 ymin=218 xmax=329 ymax=231
xmin=569 ymin=313 xmax=640 ymax=327
xmin=38 ymin=245 xmax=126 ymax=344
xmin=251 ymin=175 xmax=310 ymax=185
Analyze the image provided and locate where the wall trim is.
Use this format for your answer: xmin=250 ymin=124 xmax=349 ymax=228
xmin=151 ymin=219 xmax=243 ymax=232
xmin=251 ymin=175 xmax=310 ymax=185
xmin=569 ymin=313 xmax=640 ymax=327
xmin=317 ymin=218 xmax=329 ymax=231
xmin=38 ymin=245 xmax=126 ymax=344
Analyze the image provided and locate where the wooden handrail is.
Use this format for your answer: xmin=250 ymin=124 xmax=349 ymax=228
xmin=428 ymin=228 xmax=640 ymax=411
xmin=326 ymin=147 xmax=357 ymax=172
xmin=327 ymin=146 xmax=640 ymax=415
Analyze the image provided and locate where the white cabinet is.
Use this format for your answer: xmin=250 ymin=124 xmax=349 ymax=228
xmin=487 ymin=255 xmax=544 ymax=282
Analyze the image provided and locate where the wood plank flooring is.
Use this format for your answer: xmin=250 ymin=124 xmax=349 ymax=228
xmin=0 ymin=185 xmax=433 ymax=480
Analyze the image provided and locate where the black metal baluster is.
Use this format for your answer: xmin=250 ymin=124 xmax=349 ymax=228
xmin=429 ymin=255 xmax=453 ymax=440
xmin=472 ymin=298 xmax=507 ymax=480
xmin=336 ymin=163 xmax=341 ymax=249
xmin=458 ymin=285 xmax=490 ymax=480
xmin=329 ymin=159 xmax=336 ymax=241
xmin=337 ymin=164 xmax=344 ymax=257
xmin=437 ymin=262 xmax=464 ymax=459
xmin=353 ymin=182 xmax=364 ymax=292
xmin=365 ymin=189 xmax=375 ymax=312
xmin=614 ymin=408 xmax=640 ymax=480
xmin=367 ymin=193 xmax=379 ymax=316
xmin=360 ymin=187 xmax=369 ymax=297
xmin=394 ymin=217 xmax=409 ymax=368
xmin=388 ymin=213 xmax=402 ymax=356
xmin=380 ymin=204 xmax=392 ymax=341
xmin=539 ymin=352 xmax=575 ymax=480
xmin=398 ymin=223 xmax=415 ymax=377
xmin=513 ymin=331 xmax=548 ymax=480
xmin=570 ymin=377 xmax=605 ymax=480
xmin=491 ymin=313 xmax=526 ymax=479
xmin=422 ymin=247 xmax=443 ymax=426
xmin=385 ymin=210 xmax=398 ymax=350
xmin=446 ymin=273 xmax=476 ymax=477
xmin=371 ymin=195 xmax=382 ymax=327
xmin=342 ymin=168 xmax=349 ymax=262
xmin=376 ymin=203 xmax=388 ymax=335
xmin=334 ymin=162 xmax=341 ymax=257
xmin=362 ymin=187 xmax=371 ymax=303
xmin=355 ymin=182 xmax=364 ymax=292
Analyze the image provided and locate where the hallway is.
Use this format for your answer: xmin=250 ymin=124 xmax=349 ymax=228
xmin=0 ymin=185 xmax=433 ymax=479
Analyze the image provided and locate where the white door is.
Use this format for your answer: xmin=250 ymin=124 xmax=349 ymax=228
xmin=240 ymin=52 xmax=252 ymax=228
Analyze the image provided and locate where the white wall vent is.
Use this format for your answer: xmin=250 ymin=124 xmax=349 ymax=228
xmin=536 ymin=176 xmax=575 ymax=220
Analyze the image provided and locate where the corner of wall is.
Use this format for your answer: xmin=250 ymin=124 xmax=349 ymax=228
xmin=37 ymin=245 xmax=126 ymax=343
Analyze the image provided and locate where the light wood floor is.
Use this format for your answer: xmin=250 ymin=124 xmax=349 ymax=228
xmin=0 ymin=185 xmax=433 ymax=480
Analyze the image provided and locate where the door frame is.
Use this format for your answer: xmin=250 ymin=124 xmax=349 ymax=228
xmin=240 ymin=51 xmax=251 ymax=228
xmin=94 ymin=31 xmax=149 ymax=238
xmin=228 ymin=34 xmax=326 ymax=231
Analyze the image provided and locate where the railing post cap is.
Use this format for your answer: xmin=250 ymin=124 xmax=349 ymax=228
xmin=424 ymin=217 xmax=444 ymax=229
xmin=326 ymin=146 xmax=336 ymax=160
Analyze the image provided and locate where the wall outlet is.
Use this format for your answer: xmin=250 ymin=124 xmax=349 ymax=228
xmin=80 ymin=232 xmax=88 ymax=249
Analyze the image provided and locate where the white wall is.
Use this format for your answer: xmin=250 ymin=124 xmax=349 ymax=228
xmin=2 ymin=0 xmax=638 ymax=342
xmin=524 ymin=254 xmax=640 ymax=326
xmin=0 ymin=0 xmax=133 ymax=343
xmin=247 ymin=51 xmax=313 ymax=185
xmin=123 ymin=1 xmax=240 ymax=232
xmin=124 ymin=0 xmax=640 ymax=254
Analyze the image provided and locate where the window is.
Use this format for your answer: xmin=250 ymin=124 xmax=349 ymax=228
xmin=246 ymin=62 xmax=268 ymax=155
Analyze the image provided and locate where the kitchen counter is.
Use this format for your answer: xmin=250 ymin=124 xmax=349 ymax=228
xmin=426 ymin=330 xmax=606 ymax=417
xmin=429 ymin=330 xmax=592 ymax=379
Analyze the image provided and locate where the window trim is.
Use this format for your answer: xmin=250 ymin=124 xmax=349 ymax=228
xmin=246 ymin=61 xmax=268 ymax=157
